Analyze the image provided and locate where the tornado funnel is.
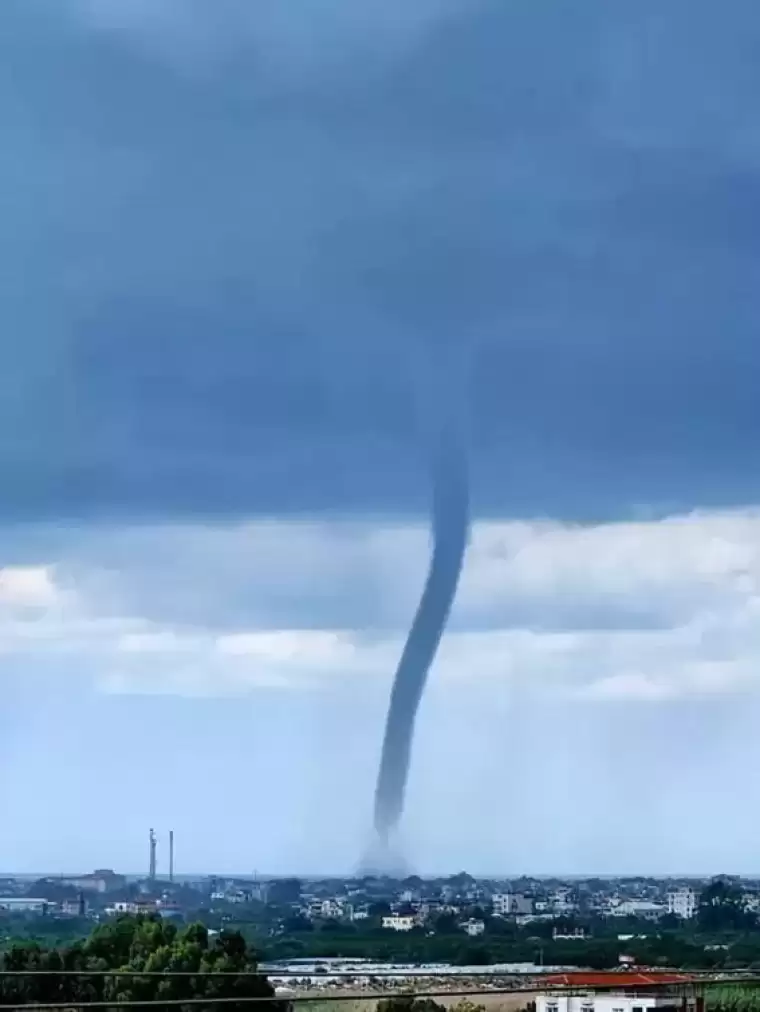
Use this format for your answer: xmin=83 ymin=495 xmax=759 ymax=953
xmin=372 ymin=419 xmax=469 ymax=852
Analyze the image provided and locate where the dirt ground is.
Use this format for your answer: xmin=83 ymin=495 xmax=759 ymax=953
xmin=292 ymin=990 xmax=537 ymax=1012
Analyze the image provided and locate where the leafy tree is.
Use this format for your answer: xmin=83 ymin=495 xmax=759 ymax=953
xmin=0 ymin=916 xmax=289 ymax=1012
xmin=318 ymin=920 xmax=353 ymax=934
xmin=25 ymin=879 xmax=80 ymax=904
xmin=282 ymin=914 xmax=313 ymax=933
xmin=402 ymin=876 xmax=424 ymax=891
xmin=377 ymin=998 xmax=446 ymax=1012
xmin=450 ymin=1001 xmax=487 ymax=1012
xmin=446 ymin=873 xmax=475 ymax=891
xmin=699 ymin=877 xmax=755 ymax=932
xmin=452 ymin=943 xmax=491 ymax=965
xmin=267 ymin=879 xmax=302 ymax=905
xmin=369 ymin=901 xmax=392 ymax=918
xmin=434 ymin=912 xmax=459 ymax=934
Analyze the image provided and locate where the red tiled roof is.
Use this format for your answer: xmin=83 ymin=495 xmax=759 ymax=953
xmin=541 ymin=972 xmax=694 ymax=988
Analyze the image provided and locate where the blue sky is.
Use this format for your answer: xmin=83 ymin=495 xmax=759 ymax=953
xmin=3 ymin=0 xmax=760 ymax=876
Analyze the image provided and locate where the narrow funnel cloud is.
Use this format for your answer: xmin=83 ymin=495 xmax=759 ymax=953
xmin=372 ymin=416 xmax=470 ymax=854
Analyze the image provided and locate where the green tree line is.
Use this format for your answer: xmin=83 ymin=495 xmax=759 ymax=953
xmin=0 ymin=915 xmax=289 ymax=1012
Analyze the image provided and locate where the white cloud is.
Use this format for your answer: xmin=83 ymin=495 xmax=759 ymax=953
xmin=4 ymin=508 xmax=760 ymax=702
xmin=116 ymin=630 xmax=202 ymax=654
xmin=0 ymin=565 xmax=60 ymax=608
xmin=216 ymin=630 xmax=352 ymax=662
xmin=459 ymin=510 xmax=760 ymax=629
xmin=6 ymin=509 xmax=760 ymax=875
xmin=68 ymin=0 xmax=458 ymax=78
xmin=580 ymin=672 xmax=676 ymax=702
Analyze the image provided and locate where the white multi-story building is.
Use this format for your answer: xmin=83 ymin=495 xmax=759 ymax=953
xmin=537 ymin=994 xmax=693 ymax=1012
xmin=461 ymin=918 xmax=485 ymax=937
xmin=0 ymin=897 xmax=49 ymax=915
xmin=667 ymin=888 xmax=697 ymax=920
xmin=61 ymin=871 xmax=126 ymax=894
xmin=552 ymin=926 xmax=587 ymax=940
xmin=320 ymin=899 xmax=345 ymax=920
xmin=550 ymin=888 xmax=577 ymax=914
xmin=303 ymin=898 xmax=347 ymax=920
xmin=106 ymin=900 xmax=156 ymax=916
xmin=492 ymin=892 xmax=533 ymax=917
xmin=382 ymin=914 xmax=415 ymax=931
xmin=610 ymin=900 xmax=666 ymax=921
xmin=62 ymin=898 xmax=86 ymax=917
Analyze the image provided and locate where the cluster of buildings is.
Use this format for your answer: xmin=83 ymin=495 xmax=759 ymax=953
xmin=0 ymin=870 xmax=126 ymax=919
xmin=534 ymin=972 xmax=704 ymax=1012
xmin=0 ymin=835 xmax=187 ymax=924
xmin=0 ymin=895 xmax=86 ymax=918
xmin=284 ymin=881 xmax=708 ymax=933
xmin=3 ymin=861 xmax=759 ymax=936
xmin=363 ymin=887 xmax=699 ymax=934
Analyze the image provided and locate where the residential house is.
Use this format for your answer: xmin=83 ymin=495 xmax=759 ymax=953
xmin=492 ymin=892 xmax=533 ymax=917
xmin=667 ymin=888 xmax=697 ymax=920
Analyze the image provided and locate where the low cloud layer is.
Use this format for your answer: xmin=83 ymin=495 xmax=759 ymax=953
xmin=4 ymin=508 xmax=760 ymax=873
xmin=3 ymin=509 xmax=760 ymax=704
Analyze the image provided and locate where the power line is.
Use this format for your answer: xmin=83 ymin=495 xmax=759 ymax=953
xmin=0 ymin=970 xmax=532 ymax=978
xmin=0 ymin=969 xmax=738 ymax=1009
xmin=0 ymin=982 xmax=665 ymax=1010
xmin=0 ymin=972 xmax=274 ymax=979
xmin=0 ymin=968 xmax=741 ymax=979
xmin=0 ymin=965 xmax=749 ymax=1012
xmin=0 ymin=974 xmax=731 ymax=1011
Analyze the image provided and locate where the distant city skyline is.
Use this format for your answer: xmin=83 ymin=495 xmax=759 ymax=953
xmin=2 ymin=867 xmax=759 ymax=881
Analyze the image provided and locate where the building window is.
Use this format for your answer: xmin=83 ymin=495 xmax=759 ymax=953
xmin=633 ymin=1006 xmax=643 ymax=1012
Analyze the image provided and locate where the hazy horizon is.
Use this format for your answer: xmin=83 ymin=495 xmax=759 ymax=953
xmin=1 ymin=870 xmax=754 ymax=883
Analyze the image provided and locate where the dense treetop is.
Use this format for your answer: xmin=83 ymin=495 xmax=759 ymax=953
xmin=0 ymin=915 xmax=289 ymax=1012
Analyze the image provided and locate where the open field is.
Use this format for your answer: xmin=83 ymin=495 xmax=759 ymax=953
xmin=291 ymin=991 xmax=537 ymax=1012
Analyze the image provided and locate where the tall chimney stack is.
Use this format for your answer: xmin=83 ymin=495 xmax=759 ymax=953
xmin=149 ymin=828 xmax=157 ymax=881
xmin=169 ymin=830 xmax=174 ymax=883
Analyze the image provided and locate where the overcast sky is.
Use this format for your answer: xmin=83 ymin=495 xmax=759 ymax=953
xmin=3 ymin=0 xmax=760 ymax=876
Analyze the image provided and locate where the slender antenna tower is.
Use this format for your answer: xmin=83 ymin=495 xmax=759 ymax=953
xmin=149 ymin=828 xmax=157 ymax=881
xmin=169 ymin=830 xmax=174 ymax=883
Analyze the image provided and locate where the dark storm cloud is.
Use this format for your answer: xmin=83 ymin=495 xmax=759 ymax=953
xmin=3 ymin=0 xmax=760 ymax=521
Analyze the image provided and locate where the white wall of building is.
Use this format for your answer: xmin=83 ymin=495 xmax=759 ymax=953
xmin=667 ymin=888 xmax=697 ymax=919
xmin=493 ymin=892 xmax=533 ymax=916
xmin=611 ymin=901 xmax=666 ymax=920
xmin=537 ymin=994 xmax=675 ymax=1012
xmin=0 ymin=897 xmax=48 ymax=913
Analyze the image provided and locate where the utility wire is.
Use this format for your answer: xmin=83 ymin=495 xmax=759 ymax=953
xmin=0 ymin=974 xmax=734 ymax=1011
xmin=0 ymin=970 xmax=536 ymax=979
xmin=0 ymin=968 xmax=733 ymax=978
xmin=0 ymin=982 xmax=700 ymax=1010
xmin=0 ymin=966 xmax=748 ymax=1010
